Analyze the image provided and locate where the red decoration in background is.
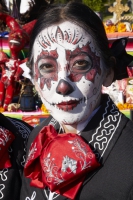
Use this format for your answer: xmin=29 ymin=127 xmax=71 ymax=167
xmin=0 ymin=12 xmax=36 ymax=110
xmin=0 ymin=12 xmax=36 ymax=59
xmin=0 ymin=51 xmax=28 ymax=110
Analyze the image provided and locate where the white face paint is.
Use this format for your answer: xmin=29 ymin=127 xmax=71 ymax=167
xmin=33 ymin=21 xmax=106 ymax=127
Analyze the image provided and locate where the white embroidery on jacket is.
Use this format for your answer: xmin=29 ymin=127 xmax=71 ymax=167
xmin=0 ymin=184 xmax=5 ymax=199
xmin=7 ymin=118 xmax=31 ymax=139
xmin=0 ymin=169 xmax=8 ymax=181
xmin=49 ymin=118 xmax=58 ymax=127
xmin=89 ymin=96 xmax=122 ymax=158
xmin=7 ymin=118 xmax=31 ymax=167
xmin=21 ymin=140 xmax=27 ymax=166
xmin=44 ymin=188 xmax=59 ymax=200
xmin=0 ymin=169 xmax=8 ymax=199
xmin=25 ymin=191 xmax=36 ymax=200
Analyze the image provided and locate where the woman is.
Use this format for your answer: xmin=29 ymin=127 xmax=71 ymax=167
xmin=20 ymin=2 xmax=133 ymax=200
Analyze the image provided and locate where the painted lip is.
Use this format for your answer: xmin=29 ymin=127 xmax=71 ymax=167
xmin=56 ymin=100 xmax=79 ymax=111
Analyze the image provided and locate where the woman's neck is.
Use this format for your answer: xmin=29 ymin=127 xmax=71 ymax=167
xmin=62 ymin=124 xmax=77 ymax=134
xmin=61 ymin=102 xmax=102 ymax=134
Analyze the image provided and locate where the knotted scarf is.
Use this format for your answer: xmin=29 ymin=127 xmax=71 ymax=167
xmin=24 ymin=125 xmax=100 ymax=199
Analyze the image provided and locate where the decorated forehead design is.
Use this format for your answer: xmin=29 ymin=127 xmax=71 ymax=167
xmin=38 ymin=25 xmax=84 ymax=49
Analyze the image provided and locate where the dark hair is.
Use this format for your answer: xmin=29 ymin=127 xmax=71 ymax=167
xmin=28 ymin=2 xmax=113 ymax=70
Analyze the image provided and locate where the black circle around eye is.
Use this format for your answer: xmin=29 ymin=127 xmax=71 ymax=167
xmin=71 ymin=60 xmax=92 ymax=73
xmin=77 ymin=60 xmax=88 ymax=66
xmin=40 ymin=64 xmax=52 ymax=69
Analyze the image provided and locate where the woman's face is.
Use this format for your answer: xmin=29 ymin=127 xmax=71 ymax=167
xmin=32 ymin=21 xmax=107 ymax=126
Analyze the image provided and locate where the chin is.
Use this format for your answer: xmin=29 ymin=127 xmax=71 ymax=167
xmin=51 ymin=111 xmax=83 ymax=126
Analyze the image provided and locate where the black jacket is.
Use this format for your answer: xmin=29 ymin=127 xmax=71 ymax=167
xmin=20 ymin=94 xmax=133 ymax=200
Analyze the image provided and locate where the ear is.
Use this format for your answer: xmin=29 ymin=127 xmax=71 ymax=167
xmin=103 ymin=68 xmax=114 ymax=87
xmin=34 ymin=81 xmax=41 ymax=93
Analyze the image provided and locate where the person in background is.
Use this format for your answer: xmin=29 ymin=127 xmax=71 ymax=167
xmin=20 ymin=2 xmax=133 ymax=200
xmin=0 ymin=113 xmax=33 ymax=200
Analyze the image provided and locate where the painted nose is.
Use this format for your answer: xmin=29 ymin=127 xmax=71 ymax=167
xmin=56 ymin=79 xmax=74 ymax=95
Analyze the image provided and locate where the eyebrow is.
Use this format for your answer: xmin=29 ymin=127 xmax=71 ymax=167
xmin=70 ymin=51 xmax=90 ymax=58
xmin=36 ymin=49 xmax=59 ymax=62
xmin=68 ymin=41 xmax=93 ymax=59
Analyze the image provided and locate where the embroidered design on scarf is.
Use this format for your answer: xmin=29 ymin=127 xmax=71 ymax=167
xmin=68 ymin=138 xmax=93 ymax=170
xmin=25 ymin=143 xmax=37 ymax=167
xmin=43 ymin=153 xmax=64 ymax=185
xmin=89 ymin=96 xmax=122 ymax=160
xmin=0 ymin=127 xmax=13 ymax=149
xmin=61 ymin=156 xmax=77 ymax=174
xmin=0 ymin=126 xmax=15 ymax=169
xmin=42 ymin=137 xmax=94 ymax=186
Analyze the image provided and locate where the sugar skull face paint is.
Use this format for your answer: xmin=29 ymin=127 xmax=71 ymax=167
xmin=33 ymin=21 xmax=107 ymax=127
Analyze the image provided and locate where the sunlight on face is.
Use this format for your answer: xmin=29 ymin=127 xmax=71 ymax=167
xmin=33 ymin=21 xmax=106 ymax=126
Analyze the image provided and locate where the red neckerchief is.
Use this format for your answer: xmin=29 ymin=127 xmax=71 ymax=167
xmin=0 ymin=126 xmax=15 ymax=169
xmin=24 ymin=125 xmax=100 ymax=199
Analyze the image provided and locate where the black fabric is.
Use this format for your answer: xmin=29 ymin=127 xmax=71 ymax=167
xmin=20 ymin=94 xmax=133 ymax=200
xmin=0 ymin=113 xmax=33 ymax=200
xmin=110 ymin=37 xmax=133 ymax=81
